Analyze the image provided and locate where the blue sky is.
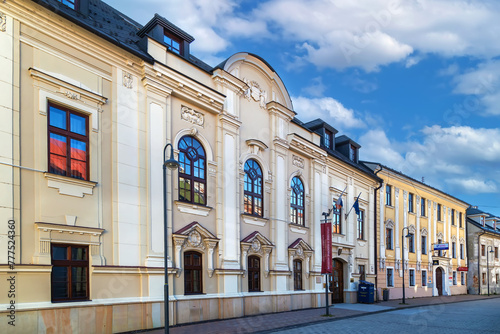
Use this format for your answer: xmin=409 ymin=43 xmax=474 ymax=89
xmin=104 ymin=0 xmax=500 ymax=216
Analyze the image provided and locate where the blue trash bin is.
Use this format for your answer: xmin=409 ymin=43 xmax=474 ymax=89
xmin=357 ymin=281 xmax=374 ymax=304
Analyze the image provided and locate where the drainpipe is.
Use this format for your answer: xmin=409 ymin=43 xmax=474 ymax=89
xmin=478 ymin=230 xmax=486 ymax=294
xmin=373 ymin=165 xmax=383 ymax=301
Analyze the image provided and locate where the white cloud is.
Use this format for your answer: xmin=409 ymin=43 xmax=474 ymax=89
xmin=293 ymin=96 xmax=365 ymax=129
xmin=301 ymin=77 xmax=327 ymax=97
xmin=106 ymin=0 xmax=500 ymax=71
xmin=446 ymin=178 xmax=498 ymax=194
xmin=358 ymin=125 xmax=500 ymax=195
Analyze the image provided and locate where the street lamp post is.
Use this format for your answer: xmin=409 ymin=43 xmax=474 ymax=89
xmin=487 ymin=246 xmax=494 ymax=296
xmin=401 ymin=226 xmax=411 ymax=304
xmin=163 ymin=143 xmax=180 ymax=334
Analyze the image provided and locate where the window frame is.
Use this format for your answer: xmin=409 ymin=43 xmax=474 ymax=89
xmin=421 ymin=235 xmax=427 ymax=255
xmin=163 ymin=31 xmax=182 ymax=55
xmin=332 ymin=208 xmax=342 ymax=234
xmin=48 ymin=102 xmax=90 ymax=181
xmin=461 ymin=272 xmax=465 ymax=285
xmin=324 ymin=130 xmax=333 ymax=149
xmin=290 ymin=177 xmax=305 ymax=226
xmin=386 ymin=228 xmax=393 ymax=250
xmin=460 ymin=243 xmax=464 ymax=260
xmin=451 ymin=209 xmax=455 ymax=225
xmin=244 ymin=159 xmax=264 ymax=217
xmin=293 ymin=259 xmax=303 ymax=291
xmin=357 ymin=209 xmax=365 ymax=240
xmin=51 ymin=243 xmax=89 ymax=302
xmin=386 ymin=267 xmax=394 ymax=287
xmin=453 ymin=271 xmax=457 ymax=285
xmin=248 ymin=255 xmax=261 ymax=292
xmin=349 ymin=144 xmax=357 ymax=162
xmin=57 ymin=0 xmax=78 ymax=10
xmin=409 ymin=268 xmax=415 ymax=287
xmin=459 ymin=212 xmax=463 ymax=228
xmin=482 ymin=272 xmax=486 ymax=285
xmin=420 ymin=197 xmax=426 ymax=217
xmin=481 ymin=244 xmax=486 ymax=257
xmin=495 ymin=247 xmax=499 ymax=259
xmin=408 ymin=233 xmax=415 ymax=253
xmin=408 ymin=193 xmax=414 ymax=213
xmin=422 ymin=270 xmax=427 ymax=287
xmin=437 ymin=204 xmax=442 ymax=221
xmin=452 ymin=242 xmax=456 ymax=258
xmin=178 ymin=136 xmax=207 ymax=205
xmin=385 ymin=185 xmax=392 ymax=206
xmin=184 ymin=251 xmax=203 ymax=295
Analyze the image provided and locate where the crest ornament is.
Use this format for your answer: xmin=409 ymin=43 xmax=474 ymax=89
xmin=244 ymin=79 xmax=267 ymax=109
xmin=252 ymin=239 xmax=261 ymax=252
xmin=188 ymin=231 xmax=202 ymax=247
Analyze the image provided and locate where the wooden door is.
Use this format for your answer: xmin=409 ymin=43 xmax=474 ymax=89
xmin=331 ymin=259 xmax=344 ymax=303
xmin=436 ymin=267 xmax=443 ymax=296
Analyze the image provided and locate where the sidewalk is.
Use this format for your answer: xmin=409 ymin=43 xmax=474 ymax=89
xmin=139 ymin=294 xmax=500 ymax=334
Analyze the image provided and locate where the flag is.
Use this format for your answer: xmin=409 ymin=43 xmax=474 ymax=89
xmin=353 ymin=198 xmax=360 ymax=215
xmin=335 ymin=196 xmax=343 ymax=210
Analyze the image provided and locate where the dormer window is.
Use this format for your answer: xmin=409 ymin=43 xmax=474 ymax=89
xmin=325 ymin=130 xmax=333 ymax=149
xmin=164 ymin=31 xmax=182 ymax=55
xmin=57 ymin=0 xmax=77 ymax=10
xmin=349 ymin=144 xmax=357 ymax=162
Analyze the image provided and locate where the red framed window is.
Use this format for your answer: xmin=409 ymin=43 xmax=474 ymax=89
xmin=290 ymin=177 xmax=305 ymax=225
xmin=184 ymin=251 xmax=202 ymax=294
xmin=164 ymin=31 xmax=182 ymax=55
xmin=248 ymin=256 xmax=261 ymax=292
xmin=48 ymin=103 xmax=89 ymax=181
xmin=51 ymin=244 xmax=89 ymax=302
xmin=244 ymin=159 xmax=263 ymax=217
xmin=178 ymin=136 xmax=206 ymax=205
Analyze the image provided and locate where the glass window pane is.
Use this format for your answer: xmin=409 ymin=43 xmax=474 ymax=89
xmin=70 ymin=159 xmax=87 ymax=180
xmin=70 ymin=139 xmax=87 ymax=160
xmin=52 ymin=246 xmax=68 ymax=260
xmin=52 ymin=266 xmax=68 ymax=280
xmin=50 ymin=133 xmax=67 ymax=155
xmin=49 ymin=154 xmax=67 ymax=176
xmin=49 ymin=106 xmax=67 ymax=129
xmin=71 ymin=247 xmax=87 ymax=261
xmin=70 ymin=113 xmax=86 ymax=135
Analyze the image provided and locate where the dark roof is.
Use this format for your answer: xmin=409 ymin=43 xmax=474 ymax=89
xmin=137 ymin=14 xmax=194 ymax=42
xmin=335 ymin=135 xmax=360 ymax=149
xmin=362 ymin=161 xmax=469 ymax=206
xmin=467 ymin=217 xmax=500 ymax=235
xmin=32 ymin=0 xmax=213 ymax=71
xmin=215 ymin=52 xmax=278 ymax=74
xmin=302 ymin=119 xmax=338 ymax=134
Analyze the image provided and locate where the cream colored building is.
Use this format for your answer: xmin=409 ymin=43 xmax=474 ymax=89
xmin=363 ymin=163 xmax=469 ymax=300
xmin=466 ymin=207 xmax=500 ymax=295
xmin=0 ymin=1 xmax=380 ymax=332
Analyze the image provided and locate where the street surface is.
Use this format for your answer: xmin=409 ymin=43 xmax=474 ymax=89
xmin=267 ymin=298 xmax=500 ymax=333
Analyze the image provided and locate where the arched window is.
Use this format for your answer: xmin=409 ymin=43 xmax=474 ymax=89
xmin=290 ymin=177 xmax=305 ymax=225
xmin=244 ymin=159 xmax=263 ymax=217
xmin=248 ymin=256 xmax=261 ymax=292
xmin=184 ymin=251 xmax=202 ymax=294
xmin=293 ymin=259 xmax=303 ymax=290
xmin=178 ymin=136 xmax=206 ymax=205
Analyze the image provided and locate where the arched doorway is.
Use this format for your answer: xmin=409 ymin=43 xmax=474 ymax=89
xmin=436 ymin=267 xmax=443 ymax=296
xmin=331 ymin=259 xmax=344 ymax=303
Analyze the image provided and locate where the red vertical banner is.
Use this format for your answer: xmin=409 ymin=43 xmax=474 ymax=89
xmin=321 ymin=222 xmax=332 ymax=274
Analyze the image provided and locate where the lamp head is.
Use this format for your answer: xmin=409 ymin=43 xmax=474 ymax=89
xmin=165 ymin=158 xmax=179 ymax=170
xmin=405 ymin=233 xmax=412 ymax=238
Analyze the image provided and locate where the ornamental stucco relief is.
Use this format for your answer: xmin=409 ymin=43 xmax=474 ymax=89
xmin=181 ymin=106 xmax=204 ymax=127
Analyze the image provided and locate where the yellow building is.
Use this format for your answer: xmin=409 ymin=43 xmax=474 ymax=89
xmin=0 ymin=1 xmax=380 ymax=332
xmin=363 ymin=163 xmax=469 ymax=300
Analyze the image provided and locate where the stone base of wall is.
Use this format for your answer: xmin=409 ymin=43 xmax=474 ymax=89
xmin=0 ymin=292 xmax=324 ymax=333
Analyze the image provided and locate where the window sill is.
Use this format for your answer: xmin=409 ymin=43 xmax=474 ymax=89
xmin=175 ymin=201 xmax=212 ymax=217
xmin=45 ymin=173 xmax=97 ymax=198
xmin=241 ymin=214 xmax=268 ymax=227
xmin=385 ymin=205 xmax=394 ymax=209
xmin=289 ymin=223 xmax=308 ymax=234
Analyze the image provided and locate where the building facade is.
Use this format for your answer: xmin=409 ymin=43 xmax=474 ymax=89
xmin=363 ymin=163 xmax=469 ymax=300
xmin=466 ymin=207 xmax=500 ymax=295
xmin=0 ymin=1 xmax=379 ymax=332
